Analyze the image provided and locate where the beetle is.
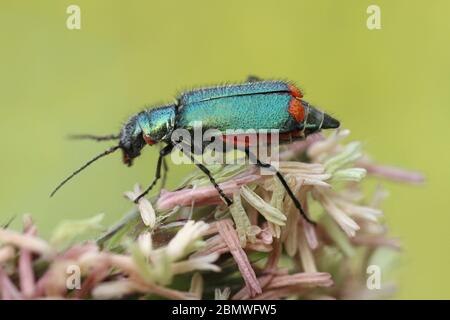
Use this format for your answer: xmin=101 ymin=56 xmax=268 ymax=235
xmin=50 ymin=76 xmax=340 ymax=225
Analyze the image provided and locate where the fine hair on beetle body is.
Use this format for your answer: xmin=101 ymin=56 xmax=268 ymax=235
xmin=50 ymin=76 xmax=340 ymax=225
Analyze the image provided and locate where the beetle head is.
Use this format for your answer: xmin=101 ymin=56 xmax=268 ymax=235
xmin=50 ymin=107 xmax=175 ymax=197
xmin=119 ymin=114 xmax=146 ymax=166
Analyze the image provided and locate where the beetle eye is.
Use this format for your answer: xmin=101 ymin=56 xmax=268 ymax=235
xmin=143 ymin=134 xmax=157 ymax=145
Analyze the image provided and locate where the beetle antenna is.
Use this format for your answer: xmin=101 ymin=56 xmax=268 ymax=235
xmin=68 ymin=134 xmax=120 ymax=141
xmin=50 ymin=145 xmax=121 ymax=197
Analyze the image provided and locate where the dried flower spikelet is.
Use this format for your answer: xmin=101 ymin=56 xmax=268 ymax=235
xmin=297 ymin=227 xmax=317 ymax=273
xmin=138 ymin=231 xmax=153 ymax=258
xmin=307 ymin=129 xmax=350 ymax=160
xmin=92 ymin=280 xmax=137 ymax=299
xmin=166 ymin=220 xmax=210 ymax=261
xmin=0 ymin=246 xmax=15 ymax=264
xmin=172 ymin=253 xmax=221 ymax=274
xmin=217 ymin=219 xmax=262 ymax=296
xmin=0 ymin=128 xmax=424 ymax=300
xmin=0 ymin=228 xmax=55 ymax=258
xmin=189 ymin=272 xmax=204 ymax=299
xmin=125 ymin=184 xmax=156 ymax=228
xmin=215 ymin=287 xmax=231 ymax=300
xmin=240 ymin=185 xmax=286 ymax=226
xmin=313 ymin=189 xmax=360 ymax=237
xmin=278 ymin=162 xmax=331 ymax=188
xmin=299 ymin=132 xmax=382 ymax=237
xmin=229 ymin=192 xmax=258 ymax=246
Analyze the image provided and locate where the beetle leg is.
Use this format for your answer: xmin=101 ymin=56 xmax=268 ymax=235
xmin=194 ymin=162 xmax=233 ymax=206
xmin=174 ymin=141 xmax=233 ymax=206
xmin=244 ymin=149 xmax=316 ymax=225
xmin=161 ymin=157 xmax=169 ymax=190
xmin=134 ymin=143 xmax=174 ymax=203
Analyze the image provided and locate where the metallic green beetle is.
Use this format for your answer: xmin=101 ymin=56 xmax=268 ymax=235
xmin=51 ymin=76 xmax=340 ymax=225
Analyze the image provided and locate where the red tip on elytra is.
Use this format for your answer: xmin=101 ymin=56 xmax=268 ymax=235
xmin=288 ymin=98 xmax=305 ymax=123
xmin=288 ymin=84 xmax=303 ymax=98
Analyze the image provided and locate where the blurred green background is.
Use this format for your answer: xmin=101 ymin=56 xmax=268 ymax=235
xmin=0 ymin=0 xmax=449 ymax=299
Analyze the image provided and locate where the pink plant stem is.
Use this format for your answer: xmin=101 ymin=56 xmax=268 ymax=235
xmin=74 ymin=266 xmax=110 ymax=299
xmin=357 ymin=160 xmax=425 ymax=184
xmin=217 ymin=220 xmax=262 ymax=297
xmin=157 ymin=174 xmax=261 ymax=210
xmin=19 ymin=222 xmax=37 ymax=298
xmin=233 ymin=273 xmax=276 ymax=300
xmin=351 ymin=234 xmax=401 ymax=250
xmin=0 ymin=268 xmax=22 ymax=300
xmin=264 ymin=240 xmax=282 ymax=271
xmin=265 ymin=272 xmax=333 ymax=289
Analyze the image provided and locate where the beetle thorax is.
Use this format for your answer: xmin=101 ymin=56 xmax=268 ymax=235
xmin=138 ymin=105 xmax=176 ymax=144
